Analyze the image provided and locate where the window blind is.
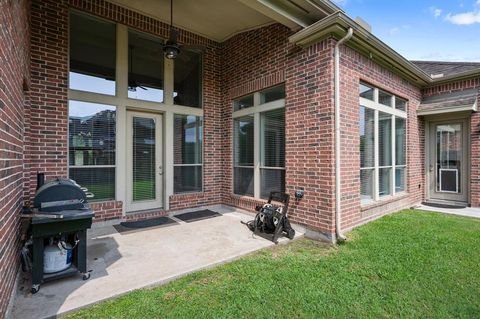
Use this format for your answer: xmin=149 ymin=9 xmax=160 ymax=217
xmin=233 ymin=116 xmax=254 ymax=196
xmin=132 ymin=117 xmax=156 ymax=201
xmin=68 ymin=101 xmax=116 ymax=201
xmin=173 ymin=115 xmax=203 ymax=193
xmin=260 ymin=108 xmax=285 ymax=199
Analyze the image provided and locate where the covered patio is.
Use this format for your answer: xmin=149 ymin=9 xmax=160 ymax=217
xmin=12 ymin=206 xmax=302 ymax=319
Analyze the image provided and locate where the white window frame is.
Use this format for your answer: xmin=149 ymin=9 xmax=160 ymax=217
xmin=68 ymin=10 xmax=203 ymax=211
xmin=232 ymin=88 xmax=285 ymax=199
xmin=360 ymin=83 xmax=407 ymax=204
xmin=172 ymin=114 xmax=203 ymax=194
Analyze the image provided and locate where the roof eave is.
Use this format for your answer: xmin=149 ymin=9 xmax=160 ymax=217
xmin=289 ymin=12 xmax=432 ymax=86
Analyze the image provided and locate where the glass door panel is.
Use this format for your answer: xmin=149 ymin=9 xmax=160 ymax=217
xmin=133 ymin=117 xmax=156 ymax=201
xmin=126 ymin=112 xmax=163 ymax=212
xmin=436 ymin=124 xmax=461 ymax=193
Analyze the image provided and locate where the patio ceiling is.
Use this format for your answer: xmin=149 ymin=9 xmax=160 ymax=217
xmin=109 ymin=0 xmax=338 ymax=42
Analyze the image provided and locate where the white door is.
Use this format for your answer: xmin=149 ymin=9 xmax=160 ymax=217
xmin=428 ymin=119 xmax=469 ymax=204
xmin=126 ymin=111 xmax=163 ymax=212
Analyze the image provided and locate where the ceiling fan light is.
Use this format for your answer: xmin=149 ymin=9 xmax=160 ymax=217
xmin=164 ymin=44 xmax=179 ymax=59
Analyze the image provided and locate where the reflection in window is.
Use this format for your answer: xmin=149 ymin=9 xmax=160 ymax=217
xmin=360 ymin=83 xmax=374 ymax=100
xmin=233 ymin=116 xmax=254 ymax=196
xmin=68 ymin=101 xmax=116 ymax=201
xmin=128 ymin=30 xmax=165 ymax=102
xmin=379 ymin=90 xmax=393 ymax=107
xmin=69 ymin=12 xmax=116 ymax=95
xmin=260 ymin=85 xmax=285 ymax=104
xmin=233 ymin=95 xmax=254 ymax=111
xmin=396 ymin=97 xmax=407 ymax=111
xmin=174 ymin=115 xmax=203 ymax=193
xmin=174 ymin=49 xmax=202 ymax=108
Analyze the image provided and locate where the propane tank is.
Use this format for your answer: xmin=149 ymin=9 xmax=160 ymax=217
xmin=44 ymin=240 xmax=73 ymax=273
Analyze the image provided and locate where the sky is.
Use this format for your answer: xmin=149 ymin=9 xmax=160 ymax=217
xmin=332 ymin=0 xmax=480 ymax=62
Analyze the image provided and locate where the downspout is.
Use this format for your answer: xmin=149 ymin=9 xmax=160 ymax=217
xmin=334 ymin=27 xmax=353 ymax=242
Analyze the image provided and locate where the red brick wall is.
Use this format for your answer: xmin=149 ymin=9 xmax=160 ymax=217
xmin=26 ymin=0 xmax=69 ymax=200
xmin=338 ymin=45 xmax=424 ymax=230
xmin=0 ymin=0 xmax=30 ymax=317
xmin=221 ymin=25 xmax=338 ymax=237
xmin=422 ymin=78 xmax=480 ymax=207
xmin=27 ymin=0 xmax=223 ymax=219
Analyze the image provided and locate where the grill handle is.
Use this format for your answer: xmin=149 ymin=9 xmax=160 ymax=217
xmin=36 ymin=173 xmax=45 ymax=190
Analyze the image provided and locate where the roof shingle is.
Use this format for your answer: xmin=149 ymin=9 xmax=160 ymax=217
xmin=411 ymin=60 xmax=480 ymax=78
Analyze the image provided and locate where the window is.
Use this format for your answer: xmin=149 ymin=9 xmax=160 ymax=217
xmin=359 ymin=83 xmax=407 ymax=204
xmin=260 ymin=108 xmax=285 ymax=198
xmin=233 ymin=116 xmax=254 ymax=196
xmin=128 ymin=30 xmax=165 ymax=102
xmin=174 ymin=49 xmax=202 ymax=108
xmin=69 ymin=12 xmax=116 ymax=95
xmin=395 ymin=97 xmax=407 ymax=112
xmin=395 ymin=118 xmax=406 ymax=192
xmin=174 ymin=115 xmax=203 ymax=193
xmin=234 ymin=95 xmax=254 ymax=111
xmin=233 ymin=85 xmax=285 ymax=199
xmin=359 ymin=83 xmax=374 ymax=101
xmin=378 ymin=90 xmax=393 ymax=107
xmin=68 ymin=12 xmax=205 ymax=206
xmin=360 ymin=106 xmax=375 ymax=202
xmin=69 ymin=101 xmax=116 ymax=201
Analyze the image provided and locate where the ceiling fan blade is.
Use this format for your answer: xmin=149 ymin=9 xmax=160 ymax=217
xmin=138 ymin=85 xmax=148 ymax=90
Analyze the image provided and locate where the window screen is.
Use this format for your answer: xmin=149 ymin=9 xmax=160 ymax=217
xmin=174 ymin=115 xmax=203 ymax=193
xmin=68 ymin=101 xmax=116 ymax=201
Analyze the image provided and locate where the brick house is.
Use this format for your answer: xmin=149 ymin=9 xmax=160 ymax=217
xmin=1 ymin=0 xmax=479 ymax=315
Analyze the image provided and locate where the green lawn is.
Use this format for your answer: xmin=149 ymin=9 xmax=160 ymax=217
xmin=67 ymin=210 xmax=480 ymax=318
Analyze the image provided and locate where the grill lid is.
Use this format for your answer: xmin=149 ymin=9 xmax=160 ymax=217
xmin=34 ymin=178 xmax=88 ymax=212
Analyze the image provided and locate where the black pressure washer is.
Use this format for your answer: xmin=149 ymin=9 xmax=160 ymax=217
xmin=243 ymin=191 xmax=295 ymax=244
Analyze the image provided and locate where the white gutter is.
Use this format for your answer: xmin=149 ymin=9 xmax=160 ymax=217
xmin=334 ymin=27 xmax=353 ymax=242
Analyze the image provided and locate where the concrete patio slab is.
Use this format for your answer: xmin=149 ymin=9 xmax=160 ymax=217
xmin=417 ymin=204 xmax=480 ymax=219
xmin=11 ymin=206 xmax=302 ymax=319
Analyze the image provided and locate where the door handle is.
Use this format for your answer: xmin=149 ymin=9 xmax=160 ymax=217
xmin=158 ymin=166 xmax=163 ymax=175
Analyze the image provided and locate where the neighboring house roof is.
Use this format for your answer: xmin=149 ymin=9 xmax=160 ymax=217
xmin=289 ymin=10 xmax=480 ymax=87
xmin=417 ymin=88 xmax=479 ymax=116
xmin=411 ymin=61 xmax=480 ymax=78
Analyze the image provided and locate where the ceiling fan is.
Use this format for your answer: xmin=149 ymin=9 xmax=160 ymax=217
xmin=128 ymin=45 xmax=147 ymax=92
xmin=163 ymin=0 xmax=205 ymax=59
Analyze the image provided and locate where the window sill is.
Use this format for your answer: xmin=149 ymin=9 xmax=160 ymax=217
xmin=360 ymin=192 xmax=409 ymax=211
xmin=171 ymin=191 xmax=204 ymax=197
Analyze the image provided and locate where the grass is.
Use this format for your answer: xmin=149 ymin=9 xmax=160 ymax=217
xmin=67 ymin=210 xmax=480 ymax=318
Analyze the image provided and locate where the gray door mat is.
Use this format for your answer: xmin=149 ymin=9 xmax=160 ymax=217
xmin=422 ymin=202 xmax=467 ymax=209
xmin=174 ymin=209 xmax=221 ymax=223
xmin=114 ymin=217 xmax=178 ymax=234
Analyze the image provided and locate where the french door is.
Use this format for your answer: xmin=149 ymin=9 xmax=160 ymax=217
xmin=126 ymin=111 xmax=163 ymax=212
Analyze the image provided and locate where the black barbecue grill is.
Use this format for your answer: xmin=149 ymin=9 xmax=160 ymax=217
xmin=23 ymin=175 xmax=94 ymax=294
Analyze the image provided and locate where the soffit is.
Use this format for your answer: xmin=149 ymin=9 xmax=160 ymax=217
xmin=109 ymin=0 xmax=331 ymax=42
